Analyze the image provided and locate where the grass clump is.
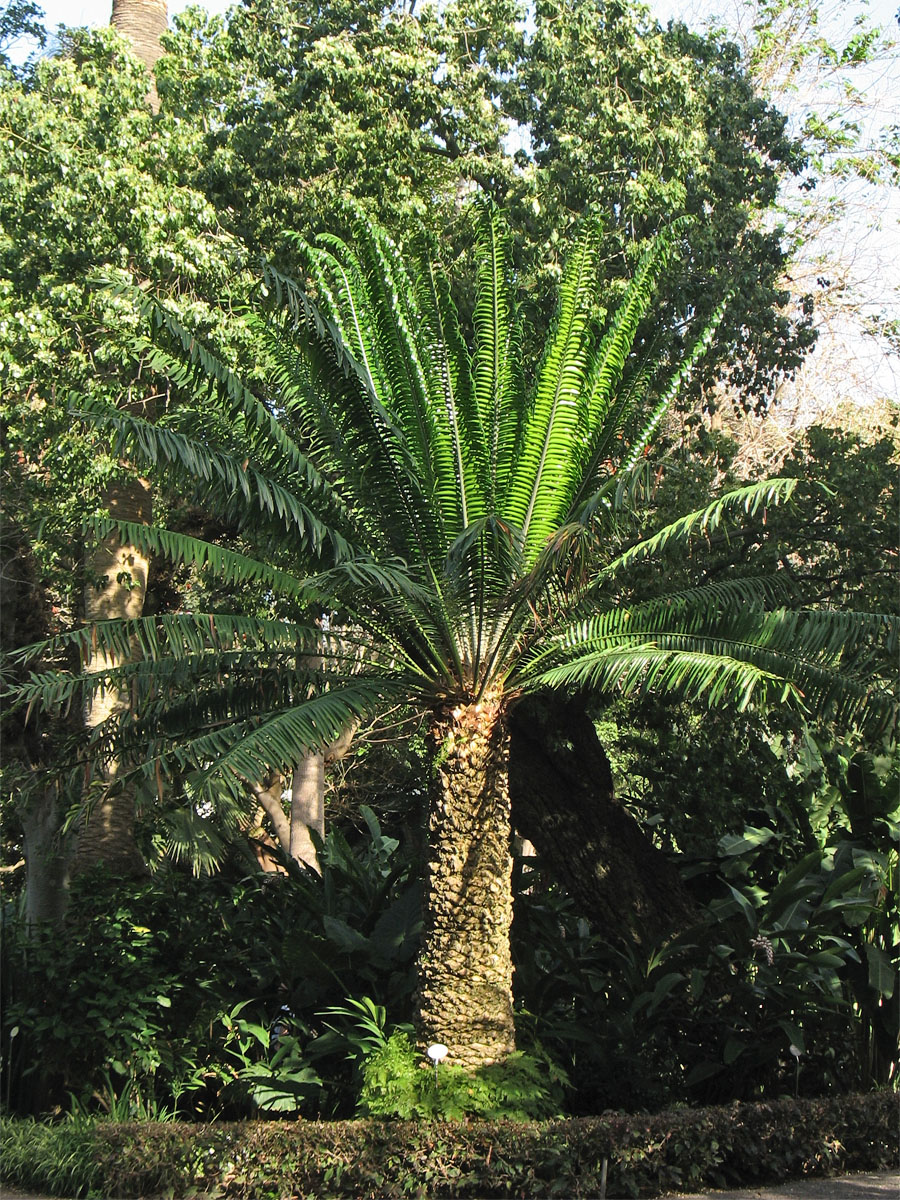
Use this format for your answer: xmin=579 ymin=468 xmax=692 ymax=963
xmin=0 ymin=1116 xmax=101 ymax=1197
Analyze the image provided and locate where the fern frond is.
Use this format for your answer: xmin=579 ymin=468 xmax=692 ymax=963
xmin=471 ymin=198 xmax=521 ymax=505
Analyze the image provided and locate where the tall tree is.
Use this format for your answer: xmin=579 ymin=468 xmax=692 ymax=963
xmin=72 ymin=0 xmax=165 ymax=878
xmin=71 ymin=0 xmax=168 ymax=879
xmin=15 ymin=204 xmax=894 ymax=1066
xmin=158 ymin=0 xmax=813 ymax=403
xmin=0 ymin=26 xmax=247 ymax=912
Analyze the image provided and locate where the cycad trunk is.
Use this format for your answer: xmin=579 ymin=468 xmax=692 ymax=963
xmin=417 ymin=699 xmax=516 ymax=1070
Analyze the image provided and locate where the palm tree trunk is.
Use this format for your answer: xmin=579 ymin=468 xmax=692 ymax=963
xmin=290 ymin=755 xmax=325 ymax=872
xmin=22 ymin=785 xmax=71 ymax=926
xmin=71 ymin=0 xmax=167 ymax=874
xmin=416 ymin=699 xmax=516 ymax=1070
xmin=111 ymin=0 xmax=167 ymax=111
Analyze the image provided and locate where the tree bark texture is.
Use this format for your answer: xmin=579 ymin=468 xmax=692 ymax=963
xmin=509 ymin=694 xmax=701 ymax=947
xmin=290 ymin=755 xmax=325 ymax=873
xmin=74 ymin=477 xmax=152 ymax=878
xmin=110 ymin=0 xmax=167 ymax=111
xmin=417 ymin=699 xmax=516 ymax=1070
xmin=22 ymin=786 xmax=71 ymax=927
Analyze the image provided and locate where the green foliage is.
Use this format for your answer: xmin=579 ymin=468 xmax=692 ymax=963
xmin=512 ymin=791 xmax=898 ymax=1112
xmin=1 ymin=1093 xmax=897 ymax=1199
xmin=216 ymin=1001 xmax=323 ymax=1116
xmin=2 ymin=792 xmax=895 ymax=1122
xmin=0 ymin=811 xmax=422 ymax=1119
xmin=0 ymin=0 xmax=45 ymax=78
xmin=158 ymin=0 xmax=812 ymax=401
xmin=0 ymin=1115 xmax=101 ymax=1198
xmin=503 ymin=0 xmax=812 ymax=401
xmin=359 ymin=1032 xmax=565 ymax=1120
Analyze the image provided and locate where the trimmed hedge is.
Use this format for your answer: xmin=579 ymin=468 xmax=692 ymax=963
xmin=2 ymin=1092 xmax=897 ymax=1199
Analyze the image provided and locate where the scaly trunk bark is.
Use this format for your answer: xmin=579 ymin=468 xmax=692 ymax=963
xmin=73 ymin=477 xmax=151 ymax=878
xmin=509 ymin=693 xmax=701 ymax=946
xmin=110 ymin=0 xmax=167 ymax=111
xmin=416 ymin=699 xmax=516 ymax=1070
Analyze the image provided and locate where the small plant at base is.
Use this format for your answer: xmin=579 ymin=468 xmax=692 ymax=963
xmin=358 ymin=1031 xmax=566 ymax=1120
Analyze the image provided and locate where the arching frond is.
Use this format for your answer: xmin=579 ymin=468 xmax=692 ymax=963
xmin=470 ymin=197 xmax=521 ymax=506
xmin=98 ymin=278 xmax=323 ymax=488
xmin=599 ymin=479 xmax=800 ymax=581
xmin=517 ymin=602 xmax=898 ymax=734
xmin=506 ymin=217 xmax=603 ymax=559
xmin=621 ymin=294 xmax=730 ymax=472
xmin=72 ymin=398 xmax=354 ymax=559
xmin=149 ymin=676 xmax=414 ymax=801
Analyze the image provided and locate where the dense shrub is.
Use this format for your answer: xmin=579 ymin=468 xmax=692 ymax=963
xmin=1 ymin=1092 xmax=896 ymax=1199
xmin=2 ymin=802 xmax=894 ymax=1121
xmin=0 ymin=811 xmax=423 ymax=1119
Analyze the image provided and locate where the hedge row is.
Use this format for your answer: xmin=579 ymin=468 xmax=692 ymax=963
xmin=2 ymin=1092 xmax=897 ymax=1199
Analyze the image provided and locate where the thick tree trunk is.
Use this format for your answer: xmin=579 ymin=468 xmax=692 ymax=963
xmin=110 ymin=0 xmax=167 ymax=111
xmin=509 ymin=693 xmax=701 ymax=947
xmin=290 ymin=755 xmax=325 ymax=873
xmin=22 ymin=786 xmax=71 ymax=927
xmin=416 ymin=699 xmax=516 ymax=1070
xmin=73 ymin=477 xmax=151 ymax=878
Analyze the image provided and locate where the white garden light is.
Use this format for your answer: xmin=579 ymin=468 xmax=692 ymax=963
xmin=427 ymin=1043 xmax=448 ymax=1086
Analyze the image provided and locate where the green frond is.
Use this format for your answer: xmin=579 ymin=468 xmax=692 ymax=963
xmin=567 ymin=219 xmax=690 ymax=494
xmin=71 ymin=398 xmax=354 ymax=559
xmin=323 ymin=217 xmax=439 ymax=485
xmin=509 ymin=219 xmax=604 ymax=561
xmin=417 ymin=257 xmax=486 ymax=532
xmin=261 ymin=261 xmax=442 ymax=565
xmin=517 ymin=601 xmax=897 ymax=734
xmin=582 ymin=217 xmax=690 ymax=437
xmin=470 ymin=197 xmax=521 ymax=505
xmin=158 ymin=677 xmax=412 ymax=799
xmin=525 ymin=644 xmax=802 ymax=712
xmin=98 ymin=277 xmax=325 ymax=491
xmin=621 ymin=295 xmax=730 ymax=472
xmin=11 ymin=613 xmax=318 ymax=674
xmin=600 ymin=478 xmax=800 ymax=581
xmin=153 ymin=807 xmax=236 ymax=877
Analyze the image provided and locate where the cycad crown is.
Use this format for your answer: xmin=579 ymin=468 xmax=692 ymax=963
xmin=14 ymin=201 xmax=896 ymax=1068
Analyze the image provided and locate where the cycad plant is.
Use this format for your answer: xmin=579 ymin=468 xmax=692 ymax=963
xmin=13 ymin=202 xmax=895 ymax=1069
